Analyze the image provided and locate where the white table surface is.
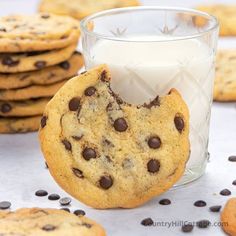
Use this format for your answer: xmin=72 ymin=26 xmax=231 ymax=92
xmin=0 ymin=0 xmax=236 ymax=235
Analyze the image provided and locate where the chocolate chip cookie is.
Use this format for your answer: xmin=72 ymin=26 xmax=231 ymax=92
xmin=39 ymin=0 xmax=140 ymax=20
xmin=0 ymin=115 xmax=41 ymax=133
xmin=0 ymin=208 xmax=106 ymax=236
xmin=39 ymin=65 xmax=190 ymax=209
xmin=221 ymin=198 xmax=236 ymax=236
xmin=0 ymin=79 xmax=67 ymax=101
xmin=0 ymin=13 xmax=80 ymax=52
xmin=0 ymin=43 xmax=77 ymax=73
xmin=214 ymin=49 xmax=236 ymax=101
xmin=0 ymin=52 xmax=83 ymax=89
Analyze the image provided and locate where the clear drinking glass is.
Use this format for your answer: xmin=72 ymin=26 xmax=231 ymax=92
xmin=80 ymin=7 xmax=219 ymax=186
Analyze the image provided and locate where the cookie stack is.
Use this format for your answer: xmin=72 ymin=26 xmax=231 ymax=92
xmin=0 ymin=13 xmax=82 ymax=134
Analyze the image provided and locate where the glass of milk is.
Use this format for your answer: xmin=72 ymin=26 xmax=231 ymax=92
xmin=80 ymin=7 xmax=219 ymax=186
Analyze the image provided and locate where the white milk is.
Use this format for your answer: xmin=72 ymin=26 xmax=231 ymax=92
xmin=85 ymin=38 xmax=214 ymax=177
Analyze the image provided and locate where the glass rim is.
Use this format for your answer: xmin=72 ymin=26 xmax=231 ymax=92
xmin=80 ymin=6 xmax=219 ymax=42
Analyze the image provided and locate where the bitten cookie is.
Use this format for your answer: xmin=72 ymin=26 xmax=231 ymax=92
xmin=39 ymin=0 xmax=140 ymax=20
xmin=0 ymin=208 xmax=106 ymax=236
xmin=0 ymin=52 xmax=83 ymax=89
xmin=221 ymin=198 xmax=236 ymax=236
xmin=0 ymin=13 xmax=80 ymax=52
xmin=0 ymin=79 xmax=67 ymax=101
xmin=196 ymin=5 xmax=236 ymax=36
xmin=214 ymin=49 xmax=236 ymax=102
xmin=39 ymin=65 xmax=190 ymax=209
xmin=0 ymin=115 xmax=41 ymax=133
xmin=0 ymin=43 xmax=76 ymax=73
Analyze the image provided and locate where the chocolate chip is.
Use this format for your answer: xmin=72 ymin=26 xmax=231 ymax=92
xmin=74 ymin=209 xmax=86 ymax=216
xmin=220 ymin=189 xmax=231 ymax=196
xmin=72 ymin=168 xmax=84 ymax=178
xmin=174 ymin=115 xmax=184 ymax=133
xmin=141 ymin=218 xmax=154 ymax=226
xmin=41 ymin=116 xmax=47 ymax=128
xmin=81 ymin=222 xmax=92 ymax=228
xmin=2 ymin=56 xmax=19 ymax=67
xmin=59 ymin=61 xmax=70 ymax=70
xmin=84 ymin=86 xmax=96 ymax=96
xmin=99 ymin=175 xmax=113 ymax=189
xmin=232 ymin=180 xmax=236 ymax=185
xmin=35 ymin=190 xmax=48 ymax=197
xmin=59 ymin=197 xmax=71 ymax=206
xmin=209 ymin=205 xmax=221 ymax=212
xmin=80 ymin=70 xmax=87 ymax=75
xmin=42 ymin=225 xmax=56 ymax=231
xmin=72 ymin=135 xmax=83 ymax=141
xmin=182 ymin=223 xmax=194 ymax=233
xmin=194 ymin=200 xmax=207 ymax=207
xmin=196 ymin=220 xmax=211 ymax=228
xmin=41 ymin=13 xmax=50 ymax=19
xmin=0 ymin=201 xmax=11 ymax=210
xmin=48 ymin=194 xmax=60 ymax=201
xmin=228 ymin=156 xmax=236 ymax=162
xmin=34 ymin=61 xmax=46 ymax=69
xmin=159 ymin=199 xmax=171 ymax=205
xmin=148 ymin=136 xmax=161 ymax=149
xmin=1 ymin=103 xmax=11 ymax=113
xmin=82 ymin=147 xmax=96 ymax=161
xmin=0 ymin=27 xmax=6 ymax=32
xmin=69 ymin=97 xmax=81 ymax=111
xmin=114 ymin=118 xmax=128 ymax=132
xmin=100 ymin=70 xmax=107 ymax=82
xmin=60 ymin=208 xmax=70 ymax=212
xmin=62 ymin=139 xmax=72 ymax=151
xmin=147 ymin=159 xmax=160 ymax=173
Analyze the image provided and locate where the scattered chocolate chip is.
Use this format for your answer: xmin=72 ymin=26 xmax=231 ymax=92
xmin=99 ymin=175 xmax=113 ymax=189
xmin=141 ymin=218 xmax=154 ymax=226
xmin=0 ymin=27 xmax=6 ymax=32
xmin=60 ymin=208 xmax=70 ymax=212
xmin=2 ymin=56 xmax=19 ymax=67
xmin=1 ymin=103 xmax=11 ymax=113
xmin=41 ymin=116 xmax=47 ymax=128
xmin=81 ymin=222 xmax=92 ymax=228
xmin=174 ymin=115 xmax=184 ymax=133
xmin=232 ymin=180 xmax=236 ymax=185
xmin=59 ymin=197 xmax=71 ymax=206
xmin=35 ymin=190 xmax=48 ymax=197
xmin=196 ymin=220 xmax=211 ymax=228
xmin=148 ymin=136 xmax=161 ymax=149
xmin=220 ymin=189 xmax=231 ymax=196
xmin=42 ymin=224 xmax=56 ymax=231
xmin=182 ymin=223 xmax=194 ymax=233
xmin=0 ymin=201 xmax=11 ymax=210
xmin=74 ymin=209 xmax=86 ymax=216
xmin=34 ymin=61 xmax=46 ymax=69
xmin=48 ymin=194 xmax=60 ymax=201
xmin=147 ymin=159 xmax=160 ymax=173
xmin=114 ymin=118 xmax=128 ymax=132
xmin=41 ymin=13 xmax=50 ymax=19
xmin=68 ymin=97 xmax=81 ymax=111
xmin=209 ymin=205 xmax=221 ymax=212
xmin=82 ymin=147 xmax=96 ymax=161
xmin=100 ymin=70 xmax=107 ymax=82
xmin=72 ymin=135 xmax=83 ymax=141
xmin=84 ymin=86 xmax=96 ymax=96
xmin=194 ymin=200 xmax=207 ymax=207
xmin=159 ymin=199 xmax=171 ymax=205
xmin=228 ymin=156 xmax=236 ymax=162
xmin=59 ymin=61 xmax=70 ymax=70
xmin=72 ymin=168 xmax=84 ymax=178
xmin=62 ymin=139 xmax=72 ymax=151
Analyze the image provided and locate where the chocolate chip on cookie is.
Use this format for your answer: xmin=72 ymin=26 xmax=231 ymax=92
xmin=34 ymin=61 xmax=46 ymax=69
xmin=82 ymin=147 xmax=97 ymax=161
xmin=59 ymin=61 xmax=70 ymax=70
xmin=2 ymin=56 xmax=19 ymax=67
xmin=148 ymin=136 xmax=161 ymax=149
xmin=99 ymin=175 xmax=113 ymax=189
xmin=42 ymin=224 xmax=56 ymax=231
xmin=62 ymin=139 xmax=72 ymax=151
xmin=72 ymin=168 xmax=84 ymax=178
xmin=174 ymin=115 xmax=185 ymax=132
xmin=1 ymin=103 xmax=12 ymax=113
xmin=84 ymin=86 xmax=96 ymax=96
xmin=69 ymin=97 xmax=81 ymax=111
xmin=41 ymin=116 xmax=48 ymax=128
xmin=113 ymin=118 xmax=128 ymax=132
xmin=147 ymin=159 xmax=160 ymax=173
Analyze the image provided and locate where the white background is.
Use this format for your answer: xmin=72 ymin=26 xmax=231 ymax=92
xmin=0 ymin=0 xmax=236 ymax=236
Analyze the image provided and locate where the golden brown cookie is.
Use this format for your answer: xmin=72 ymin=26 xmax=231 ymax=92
xmin=0 ymin=13 xmax=80 ymax=52
xmin=196 ymin=5 xmax=236 ymax=36
xmin=221 ymin=198 xmax=236 ymax=236
xmin=39 ymin=65 xmax=190 ymax=209
xmin=0 ymin=52 xmax=83 ymax=89
xmin=0 ymin=80 xmax=67 ymax=101
xmin=214 ymin=49 xmax=236 ymax=102
xmin=0 ymin=115 xmax=41 ymax=133
xmin=0 ymin=208 xmax=106 ymax=235
xmin=0 ymin=43 xmax=77 ymax=73
xmin=39 ymin=0 xmax=140 ymax=20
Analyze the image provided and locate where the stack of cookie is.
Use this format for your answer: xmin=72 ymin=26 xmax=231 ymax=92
xmin=0 ymin=13 xmax=83 ymax=134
